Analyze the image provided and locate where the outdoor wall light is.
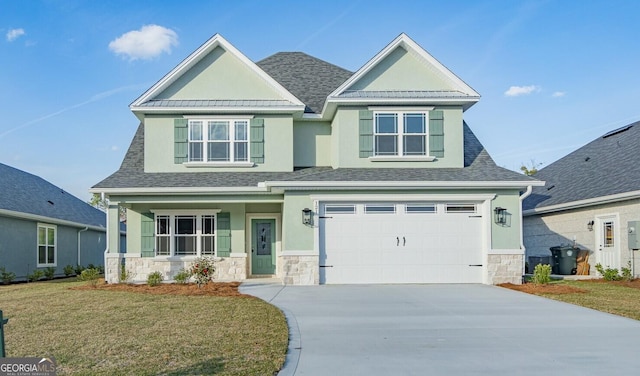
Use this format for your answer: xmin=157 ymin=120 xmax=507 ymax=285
xmin=587 ymin=220 xmax=594 ymax=231
xmin=494 ymin=207 xmax=507 ymax=225
xmin=302 ymin=208 xmax=313 ymax=226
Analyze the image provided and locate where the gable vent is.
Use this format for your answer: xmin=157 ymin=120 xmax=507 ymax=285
xmin=602 ymin=125 xmax=632 ymax=139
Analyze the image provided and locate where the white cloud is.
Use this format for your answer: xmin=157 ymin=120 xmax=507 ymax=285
xmin=504 ymin=85 xmax=540 ymax=97
xmin=552 ymin=91 xmax=565 ymax=98
xmin=109 ymin=25 xmax=178 ymax=61
xmin=6 ymin=28 xmax=25 ymax=42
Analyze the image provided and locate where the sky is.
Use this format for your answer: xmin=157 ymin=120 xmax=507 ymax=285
xmin=2 ymin=0 xmax=640 ymax=202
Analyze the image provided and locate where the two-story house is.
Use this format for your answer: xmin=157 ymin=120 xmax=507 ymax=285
xmin=92 ymin=33 xmax=542 ymax=285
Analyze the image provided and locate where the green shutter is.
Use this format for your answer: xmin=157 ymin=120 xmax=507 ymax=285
xmin=174 ymin=118 xmax=189 ymax=164
xmin=250 ymin=118 xmax=264 ymax=164
xmin=429 ymin=110 xmax=444 ymax=158
xmin=141 ymin=212 xmax=155 ymax=257
xmin=359 ymin=110 xmax=373 ymax=158
xmin=217 ymin=212 xmax=231 ymax=257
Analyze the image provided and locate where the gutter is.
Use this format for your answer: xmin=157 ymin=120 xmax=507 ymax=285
xmin=523 ymin=189 xmax=640 ymax=216
xmin=264 ymin=180 xmax=545 ymax=190
xmin=519 ymin=186 xmax=534 ymax=279
xmin=0 ymin=208 xmax=106 ymax=232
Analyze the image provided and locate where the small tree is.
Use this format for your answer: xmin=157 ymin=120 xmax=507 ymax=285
xmin=89 ymin=193 xmax=126 ymax=221
xmin=520 ymin=159 xmax=543 ymax=176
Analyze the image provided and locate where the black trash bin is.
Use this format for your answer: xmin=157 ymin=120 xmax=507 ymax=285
xmin=549 ymin=246 xmax=578 ymax=275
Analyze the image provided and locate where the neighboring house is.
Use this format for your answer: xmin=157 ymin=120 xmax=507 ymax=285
xmin=523 ymin=121 xmax=640 ymax=276
xmin=92 ymin=33 xmax=542 ymax=285
xmin=0 ymin=163 xmax=117 ymax=280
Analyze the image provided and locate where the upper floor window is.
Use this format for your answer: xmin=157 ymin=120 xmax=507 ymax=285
xmin=188 ymin=119 xmax=249 ymax=163
xmin=374 ymin=112 xmax=427 ymax=156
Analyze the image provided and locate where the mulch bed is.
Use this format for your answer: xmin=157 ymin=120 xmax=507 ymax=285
xmin=71 ymin=280 xmax=246 ymax=297
xmin=498 ymin=283 xmax=587 ymax=294
xmin=500 ymin=277 xmax=640 ymax=295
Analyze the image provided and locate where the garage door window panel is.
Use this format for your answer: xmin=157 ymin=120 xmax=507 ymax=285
xmin=445 ymin=204 xmax=476 ymax=214
xmin=325 ymin=205 xmax=356 ymax=214
xmin=406 ymin=204 xmax=436 ymax=213
xmin=365 ymin=204 xmax=396 ymax=214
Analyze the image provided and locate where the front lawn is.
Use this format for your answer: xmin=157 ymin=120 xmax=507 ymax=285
xmin=0 ymin=279 xmax=288 ymax=375
xmin=501 ymin=279 xmax=640 ymax=321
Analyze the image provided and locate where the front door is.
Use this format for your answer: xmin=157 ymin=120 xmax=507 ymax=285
xmin=251 ymin=219 xmax=276 ymax=275
xmin=596 ymin=215 xmax=620 ymax=269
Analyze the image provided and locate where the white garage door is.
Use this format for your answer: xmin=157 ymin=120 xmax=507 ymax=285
xmin=319 ymin=202 xmax=483 ymax=284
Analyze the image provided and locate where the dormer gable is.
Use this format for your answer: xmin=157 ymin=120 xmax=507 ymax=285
xmin=323 ymin=33 xmax=479 ymax=118
xmin=130 ymin=34 xmax=305 ymax=116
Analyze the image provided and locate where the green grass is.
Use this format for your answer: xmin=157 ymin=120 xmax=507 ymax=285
xmin=0 ymin=280 xmax=288 ymax=375
xmin=534 ymin=280 xmax=640 ymax=320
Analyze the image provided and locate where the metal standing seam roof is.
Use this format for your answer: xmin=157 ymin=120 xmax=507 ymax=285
xmin=335 ymin=90 xmax=479 ymax=99
xmin=92 ymin=122 xmax=536 ymax=190
xmin=0 ymin=163 xmax=106 ymax=228
xmin=523 ymin=121 xmax=640 ymax=211
xmin=136 ymin=99 xmax=300 ymax=108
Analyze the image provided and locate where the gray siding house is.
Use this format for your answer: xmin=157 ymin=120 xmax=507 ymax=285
xmin=523 ymin=121 xmax=640 ymax=276
xmin=0 ymin=163 xmax=117 ymax=280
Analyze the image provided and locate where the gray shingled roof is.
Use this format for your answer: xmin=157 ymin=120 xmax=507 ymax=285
xmin=523 ymin=121 xmax=640 ymax=211
xmin=257 ymin=52 xmax=353 ymax=114
xmin=1 ymin=163 xmax=106 ymax=228
xmin=93 ymin=122 xmax=534 ymax=190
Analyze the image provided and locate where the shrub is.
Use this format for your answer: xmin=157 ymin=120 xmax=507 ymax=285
xmin=119 ymin=264 xmax=134 ymax=283
xmin=44 ymin=266 xmax=56 ymax=280
xmin=189 ymin=257 xmax=216 ymax=288
xmin=0 ymin=267 xmax=16 ymax=284
xmin=147 ymin=271 xmax=164 ymax=287
xmin=63 ymin=264 xmax=75 ymax=276
xmin=595 ymin=263 xmax=622 ymax=281
xmin=621 ymin=261 xmax=634 ymax=281
xmin=174 ymin=269 xmax=191 ymax=284
xmin=75 ymin=264 xmax=85 ymax=275
xmin=27 ymin=269 xmax=44 ymax=282
xmin=532 ymin=264 xmax=552 ymax=285
xmin=78 ymin=268 xmax=100 ymax=287
xmin=96 ymin=265 xmax=105 ymax=274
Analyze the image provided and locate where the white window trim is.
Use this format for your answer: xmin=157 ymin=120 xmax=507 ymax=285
xmin=151 ymin=210 xmax=221 ymax=258
xmin=186 ymin=117 xmax=251 ymax=164
xmin=372 ymin=110 xmax=433 ymax=159
xmin=37 ymin=223 xmax=57 ymax=267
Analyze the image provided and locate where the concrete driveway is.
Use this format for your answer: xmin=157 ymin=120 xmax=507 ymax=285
xmin=240 ymin=283 xmax=640 ymax=376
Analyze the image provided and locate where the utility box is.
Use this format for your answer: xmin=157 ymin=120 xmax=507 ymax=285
xmin=629 ymin=221 xmax=640 ymax=249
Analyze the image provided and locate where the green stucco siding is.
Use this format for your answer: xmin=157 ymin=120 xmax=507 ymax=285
xmin=330 ymin=107 xmax=464 ymax=168
xmin=348 ymin=47 xmax=454 ymax=91
xmin=282 ymin=193 xmax=315 ymax=251
xmin=156 ymin=46 xmax=283 ymax=100
xmin=293 ymin=121 xmax=332 ymax=167
xmin=144 ymin=114 xmax=293 ymax=172
xmin=491 ymin=191 xmax=523 ymax=250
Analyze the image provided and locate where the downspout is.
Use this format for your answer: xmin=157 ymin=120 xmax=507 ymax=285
xmin=77 ymin=226 xmax=89 ymax=267
xmin=519 ymin=186 xmax=533 ymax=280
